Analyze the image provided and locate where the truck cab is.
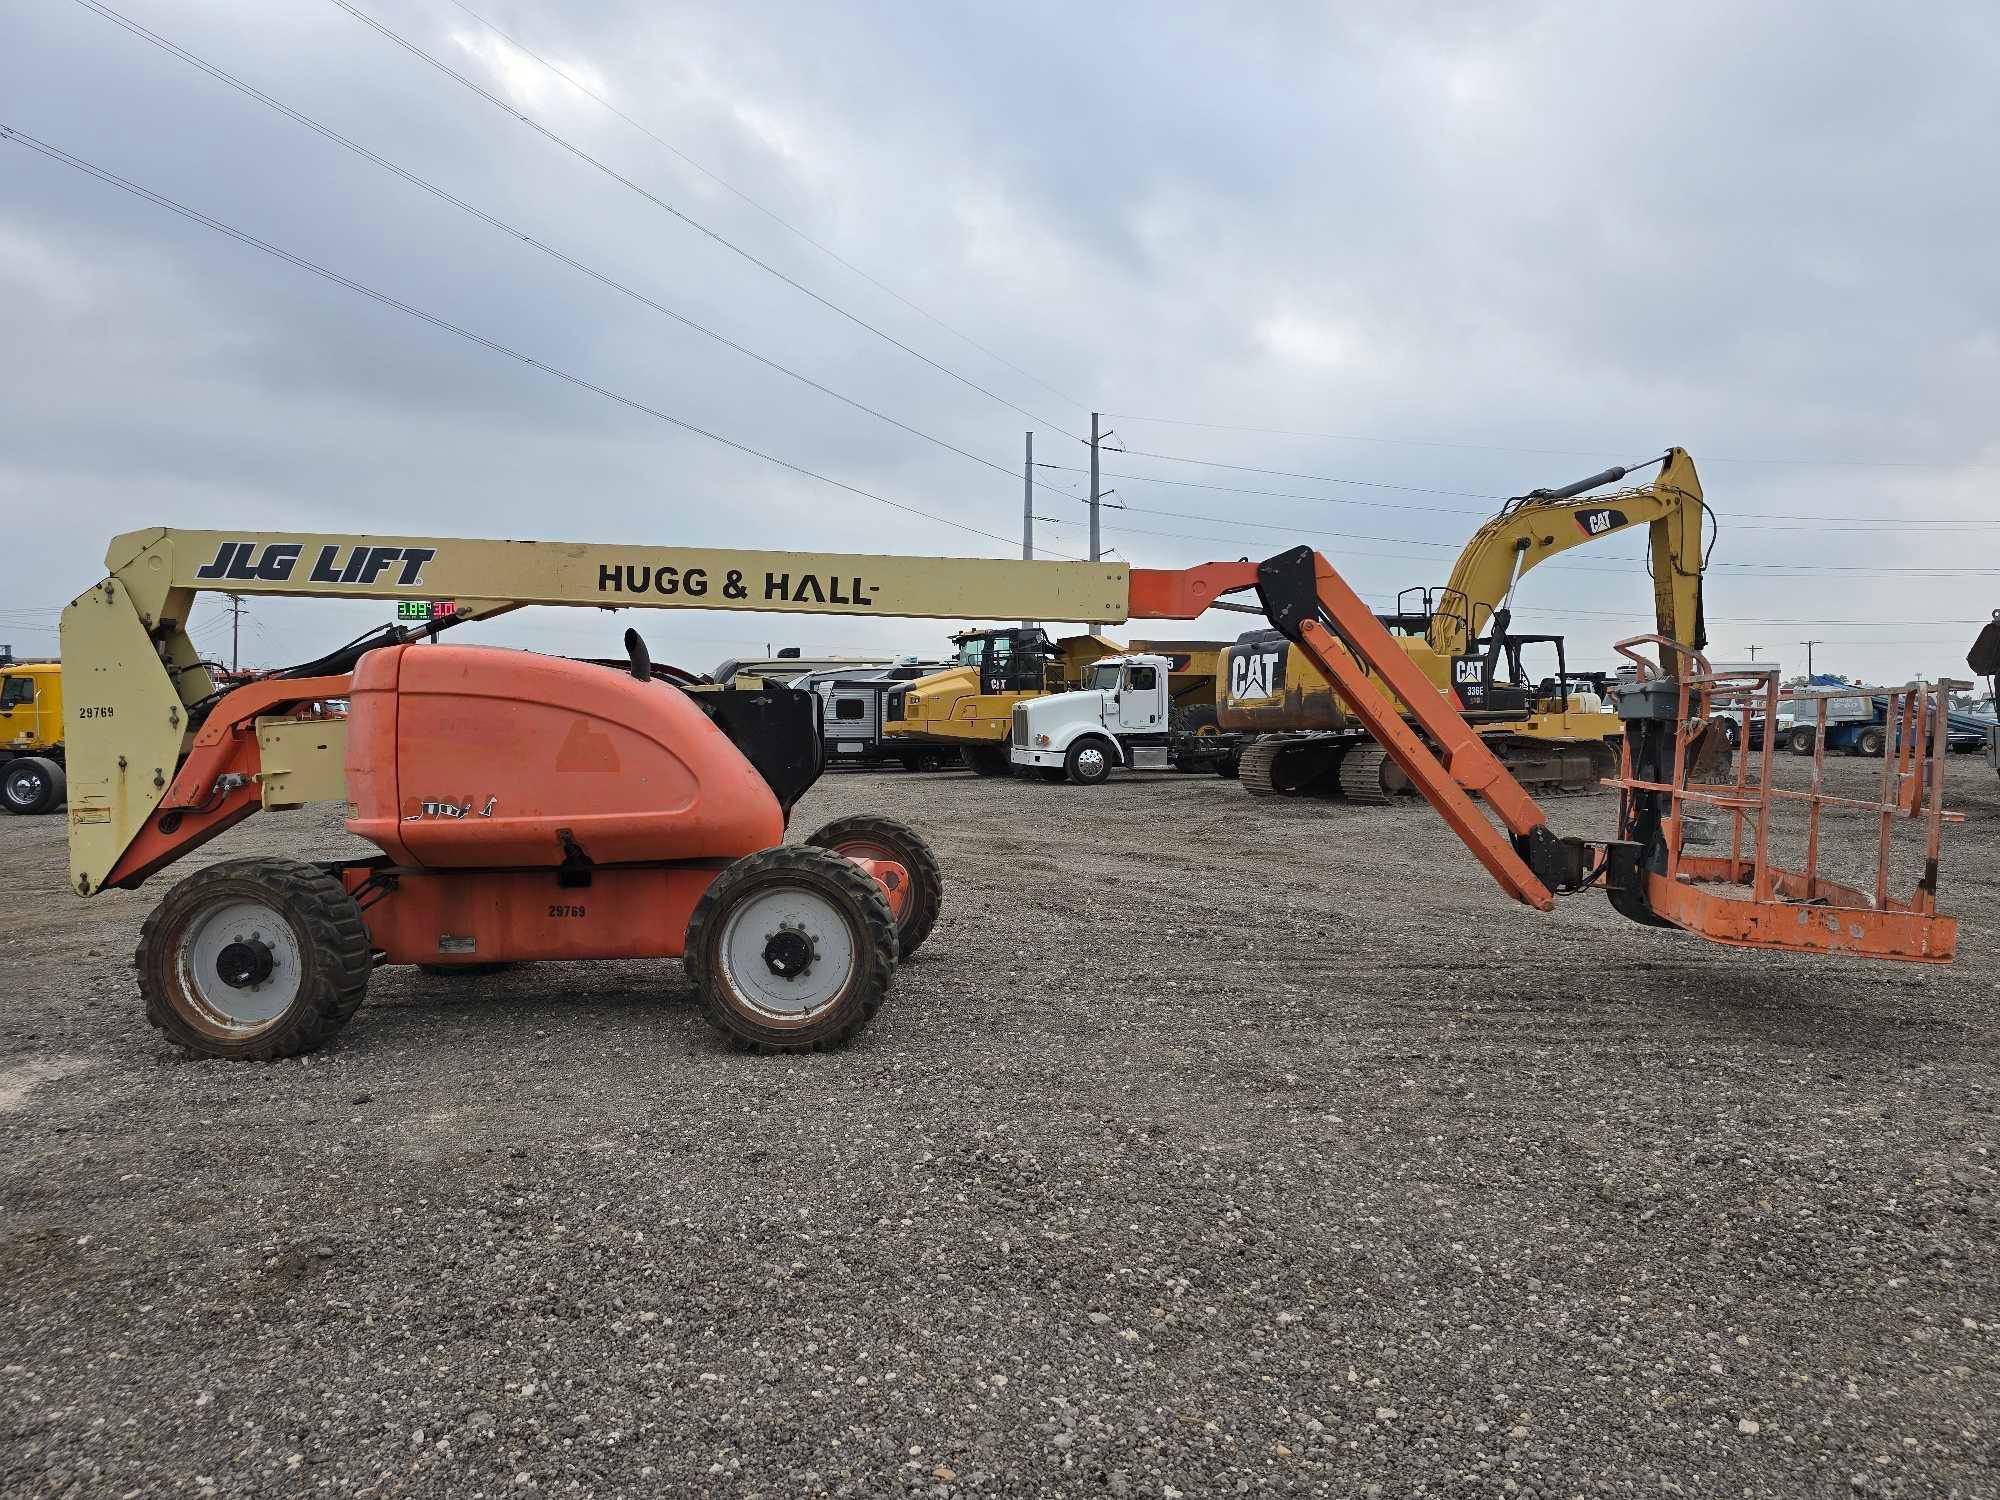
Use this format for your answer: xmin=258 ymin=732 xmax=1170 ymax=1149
xmin=1009 ymin=654 xmax=1174 ymax=784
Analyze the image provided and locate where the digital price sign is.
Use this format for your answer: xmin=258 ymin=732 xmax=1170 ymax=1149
xmin=397 ymin=599 xmax=459 ymax=623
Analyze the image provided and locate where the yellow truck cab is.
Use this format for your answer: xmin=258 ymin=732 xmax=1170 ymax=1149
xmin=0 ymin=658 xmax=67 ymax=815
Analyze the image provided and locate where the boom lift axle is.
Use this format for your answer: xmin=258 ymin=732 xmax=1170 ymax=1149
xmin=61 ymin=526 xmax=1959 ymax=1062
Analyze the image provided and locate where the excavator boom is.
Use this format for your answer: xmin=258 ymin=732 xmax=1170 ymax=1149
xmin=1431 ymin=445 xmax=1707 ymax=659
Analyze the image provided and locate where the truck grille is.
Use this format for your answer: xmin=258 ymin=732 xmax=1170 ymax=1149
xmin=1011 ymin=703 xmax=1029 ymax=749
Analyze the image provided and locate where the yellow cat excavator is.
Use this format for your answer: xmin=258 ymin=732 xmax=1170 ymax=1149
xmin=1220 ymin=447 xmax=1709 ymax=802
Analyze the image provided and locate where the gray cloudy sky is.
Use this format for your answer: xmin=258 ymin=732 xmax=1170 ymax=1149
xmin=2 ymin=0 xmax=1995 ymax=683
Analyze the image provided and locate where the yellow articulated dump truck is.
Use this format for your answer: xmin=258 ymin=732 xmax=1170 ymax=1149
xmin=1221 ymin=447 xmax=1708 ymax=803
xmin=1 ymin=654 xmax=67 ymax=815
xmin=881 ymin=626 xmax=1230 ymax=775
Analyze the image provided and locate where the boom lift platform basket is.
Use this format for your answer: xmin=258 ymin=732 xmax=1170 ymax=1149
xmin=1603 ymin=638 xmax=1962 ymax=963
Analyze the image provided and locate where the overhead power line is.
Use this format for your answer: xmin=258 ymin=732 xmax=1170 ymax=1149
xmin=69 ymin=0 xmax=1084 ymax=507
xmin=443 ymin=0 xmax=1090 ymax=414
xmin=1096 ymin=445 xmax=1996 ymax=525
xmin=1102 ymin=412 xmax=1997 ymax=471
xmin=1041 ymin=461 xmax=1996 ymax=546
xmin=325 ymin=0 xmax=1085 ymax=442
xmin=1090 ymin=502 xmax=2000 ymax=578
xmin=0 ymin=122 xmax=1071 ymax=557
xmin=1035 ymin=461 xmax=1487 ymax=516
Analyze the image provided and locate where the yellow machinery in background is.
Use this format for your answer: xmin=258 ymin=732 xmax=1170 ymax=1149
xmin=1220 ymin=447 xmax=1709 ymax=801
xmin=1 ymin=655 xmax=67 ymax=815
xmin=882 ymin=627 xmax=1229 ymax=775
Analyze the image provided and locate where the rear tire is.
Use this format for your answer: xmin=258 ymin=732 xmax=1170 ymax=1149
xmin=1788 ymin=726 xmax=1817 ymax=756
xmin=2 ymin=756 xmax=62 ymax=815
xmin=136 ymin=858 xmax=371 ymax=1060
xmin=684 ymin=846 xmax=896 ymax=1054
xmin=804 ymin=815 xmax=944 ymax=959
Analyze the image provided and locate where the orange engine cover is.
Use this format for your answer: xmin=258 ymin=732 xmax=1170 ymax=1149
xmin=345 ymin=644 xmax=784 ymax=868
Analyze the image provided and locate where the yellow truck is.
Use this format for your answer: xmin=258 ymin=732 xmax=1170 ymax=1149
xmin=880 ymin=626 xmax=1230 ymax=775
xmin=0 ymin=657 xmax=67 ymax=814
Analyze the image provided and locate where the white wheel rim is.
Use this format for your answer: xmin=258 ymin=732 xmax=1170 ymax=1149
xmin=176 ymin=898 xmax=304 ymax=1033
xmin=717 ymin=885 xmax=857 ymax=1023
xmin=1076 ymin=746 xmax=1106 ymax=777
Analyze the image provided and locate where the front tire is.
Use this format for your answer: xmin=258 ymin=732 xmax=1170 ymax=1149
xmin=1857 ymin=726 xmax=1885 ymax=757
xmin=136 ymin=858 xmax=371 ymax=1060
xmin=1064 ymin=737 xmax=1114 ymax=785
xmin=1788 ymin=726 xmax=1817 ymax=756
xmin=804 ymin=815 xmax=944 ymax=959
xmin=685 ymin=846 xmax=896 ymax=1054
xmin=2 ymin=756 xmax=63 ymax=815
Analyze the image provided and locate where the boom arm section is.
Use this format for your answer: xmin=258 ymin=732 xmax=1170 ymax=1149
xmin=1431 ymin=446 xmax=1708 ymax=658
xmin=60 ymin=529 xmax=1250 ymax=893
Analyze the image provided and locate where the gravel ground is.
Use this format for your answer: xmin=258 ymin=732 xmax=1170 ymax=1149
xmin=3 ymin=755 xmax=1997 ymax=1498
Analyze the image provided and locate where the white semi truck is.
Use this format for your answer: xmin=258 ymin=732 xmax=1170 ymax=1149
xmin=1008 ymin=653 xmax=1239 ymax=784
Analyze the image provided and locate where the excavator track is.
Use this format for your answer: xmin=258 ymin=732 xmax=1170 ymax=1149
xmin=1482 ymin=736 xmax=1620 ymax=796
xmin=1239 ymin=735 xmax=1347 ymax=797
xmin=1336 ymin=743 xmax=1401 ymax=803
xmin=1250 ymin=734 xmax=1620 ymax=804
xmin=1237 ymin=737 xmax=1285 ymax=797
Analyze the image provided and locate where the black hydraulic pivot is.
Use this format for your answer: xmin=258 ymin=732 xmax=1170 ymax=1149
xmin=1254 ymin=546 xmax=1327 ymax=645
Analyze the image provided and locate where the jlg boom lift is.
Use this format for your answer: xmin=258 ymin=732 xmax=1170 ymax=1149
xmin=61 ymin=526 xmax=1958 ymax=1063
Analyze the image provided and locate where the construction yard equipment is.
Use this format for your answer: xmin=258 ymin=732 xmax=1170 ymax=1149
xmin=1222 ymin=447 xmax=1708 ymax=802
xmin=796 ymin=660 xmax=954 ymax=771
xmin=1009 ymin=652 xmax=1244 ymax=783
xmin=881 ymin=628 xmax=1228 ymax=775
xmin=59 ymin=526 xmax=1959 ymax=1066
xmin=1 ymin=654 xmax=67 ymax=815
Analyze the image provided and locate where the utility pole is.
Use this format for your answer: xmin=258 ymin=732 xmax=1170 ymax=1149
xmin=1745 ymin=644 xmax=1763 ymax=661
xmin=1021 ymin=431 xmax=1034 ymax=628
xmin=1800 ymin=639 xmax=1822 ymax=679
xmin=225 ymin=592 xmax=246 ymax=673
xmin=1089 ymin=412 xmax=1102 ymax=568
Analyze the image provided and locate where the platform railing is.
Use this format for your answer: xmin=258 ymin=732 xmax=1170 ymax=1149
xmin=1605 ymin=638 xmax=1963 ymax=962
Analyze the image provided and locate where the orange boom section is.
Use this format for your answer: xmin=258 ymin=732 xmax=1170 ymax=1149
xmin=344 ymin=645 xmax=785 ymax=868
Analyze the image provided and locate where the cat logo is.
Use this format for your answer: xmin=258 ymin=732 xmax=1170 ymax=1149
xmin=1228 ymin=646 xmax=1284 ymax=701
xmin=1574 ymin=507 xmax=1629 ymax=539
xmin=1450 ymin=654 xmax=1488 ymax=708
